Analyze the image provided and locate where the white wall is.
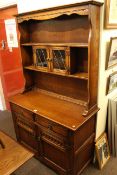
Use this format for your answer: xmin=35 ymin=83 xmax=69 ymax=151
xmin=0 ymin=0 xmax=17 ymax=8
xmin=17 ymin=0 xmax=103 ymax=14
xmin=96 ymin=4 xmax=117 ymax=138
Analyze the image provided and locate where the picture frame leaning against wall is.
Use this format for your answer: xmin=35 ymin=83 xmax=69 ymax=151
xmin=106 ymin=71 xmax=117 ymax=95
xmin=95 ymin=133 xmax=110 ymax=169
xmin=106 ymin=37 xmax=117 ymax=69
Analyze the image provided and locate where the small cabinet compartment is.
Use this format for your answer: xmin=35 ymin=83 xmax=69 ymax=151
xmin=33 ymin=45 xmax=70 ymax=75
xmin=50 ymin=46 xmax=69 ymax=74
xmin=70 ymin=47 xmax=88 ymax=76
xmin=24 ymin=45 xmax=88 ymax=79
xmin=33 ymin=46 xmax=49 ymax=71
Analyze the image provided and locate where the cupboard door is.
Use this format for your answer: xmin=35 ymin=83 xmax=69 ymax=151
xmin=18 ymin=126 xmax=38 ymax=152
xmin=41 ymin=140 xmax=70 ymax=170
xmin=38 ymin=134 xmax=70 ymax=173
xmin=37 ymin=125 xmax=71 ymax=172
xmin=50 ymin=47 xmax=70 ymax=74
xmin=33 ymin=46 xmax=50 ymax=71
xmin=14 ymin=113 xmax=38 ymax=153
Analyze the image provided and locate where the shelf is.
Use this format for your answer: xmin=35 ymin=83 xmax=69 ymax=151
xmin=69 ymin=72 xmax=88 ymax=79
xmin=24 ymin=65 xmax=88 ymax=80
xmin=21 ymin=42 xmax=88 ymax=48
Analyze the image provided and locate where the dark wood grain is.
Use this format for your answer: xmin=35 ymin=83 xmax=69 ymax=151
xmin=30 ymin=15 xmax=89 ymax=44
xmin=10 ymin=1 xmax=103 ymax=175
xmin=34 ymin=72 xmax=88 ymax=102
xmin=10 ymin=90 xmax=88 ymax=130
xmin=86 ymin=5 xmax=100 ymax=112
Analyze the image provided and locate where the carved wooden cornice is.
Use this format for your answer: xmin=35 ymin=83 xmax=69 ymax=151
xmin=17 ymin=6 xmax=89 ymax=23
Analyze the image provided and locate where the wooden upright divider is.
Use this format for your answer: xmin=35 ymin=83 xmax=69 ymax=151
xmin=9 ymin=1 xmax=103 ymax=174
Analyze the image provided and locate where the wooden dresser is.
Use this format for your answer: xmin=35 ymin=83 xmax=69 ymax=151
xmin=10 ymin=1 xmax=103 ymax=174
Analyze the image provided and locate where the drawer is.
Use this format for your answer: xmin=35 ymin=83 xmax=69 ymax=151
xmin=16 ymin=116 xmax=35 ymax=136
xmin=35 ymin=115 xmax=68 ymax=137
xmin=40 ymin=131 xmax=70 ymax=151
xmin=10 ymin=103 xmax=34 ymax=121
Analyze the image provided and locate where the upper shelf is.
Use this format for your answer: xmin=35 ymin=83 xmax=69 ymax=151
xmin=21 ymin=43 xmax=88 ymax=48
xmin=24 ymin=65 xmax=88 ymax=80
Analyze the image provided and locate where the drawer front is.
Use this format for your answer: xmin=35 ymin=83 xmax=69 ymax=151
xmin=16 ymin=115 xmax=35 ymax=136
xmin=40 ymin=131 xmax=70 ymax=151
xmin=35 ymin=115 xmax=68 ymax=137
xmin=10 ymin=103 xmax=34 ymax=121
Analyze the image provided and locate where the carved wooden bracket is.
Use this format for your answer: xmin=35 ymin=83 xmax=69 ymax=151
xmin=82 ymin=104 xmax=99 ymax=117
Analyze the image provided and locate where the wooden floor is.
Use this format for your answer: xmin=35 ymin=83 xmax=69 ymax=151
xmin=0 ymin=131 xmax=34 ymax=175
xmin=0 ymin=110 xmax=117 ymax=175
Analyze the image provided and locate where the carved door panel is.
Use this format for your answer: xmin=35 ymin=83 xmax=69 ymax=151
xmin=50 ymin=47 xmax=70 ymax=74
xmin=37 ymin=127 xmax=70 ymax=172
xmin=33 ymin=46 xmax=50 ymax=71
xmin=13 ymin=113 xmax=38 ymax=153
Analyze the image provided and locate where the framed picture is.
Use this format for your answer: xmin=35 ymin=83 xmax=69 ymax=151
xmin=106 ymin=37 xmax=117 ymax=69
xmin=105 ymin=0 xmax=117 ymax=29
xmin=106 ymin=72 xmax=117 ymax=94
xmin=95 ymin=133 xmax=110 ymax=169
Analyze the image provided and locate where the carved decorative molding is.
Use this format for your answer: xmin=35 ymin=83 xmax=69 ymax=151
xmin=34 ymin=88 xmax=87 ymax=106
xmin=17 ymin=7 xmax=89 ymax=23
xmin=17 ymin=117 xmax=35 ymax=135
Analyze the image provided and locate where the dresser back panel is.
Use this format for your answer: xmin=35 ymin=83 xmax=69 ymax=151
xmin=34 ymin=72 xmax=88 ymax=101
xmin=20 ymin=15 xmax=89 ymax=44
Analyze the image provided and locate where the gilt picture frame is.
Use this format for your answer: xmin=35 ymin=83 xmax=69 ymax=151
xmin=106 ymin=37 xmax=117 ymax=69
xmin=105 ymin=0 xmax=117 ymax=29
xmin=106 ymin=71 xmax=117 ymax=95
xmin=95 ymin=133 xmax=110 ymax=169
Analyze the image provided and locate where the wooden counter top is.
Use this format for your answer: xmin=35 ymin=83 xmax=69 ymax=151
xmin=9 ymin=90 xmax=97 ymax=131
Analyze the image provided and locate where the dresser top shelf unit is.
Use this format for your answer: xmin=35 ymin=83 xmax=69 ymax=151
xmin=12 ymin=0 xmax=102 ymax=119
